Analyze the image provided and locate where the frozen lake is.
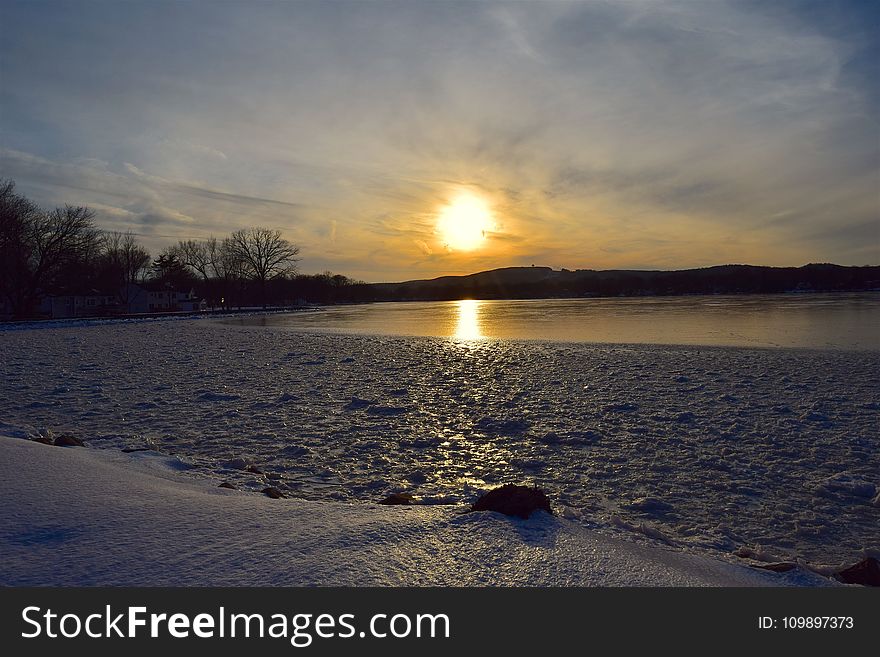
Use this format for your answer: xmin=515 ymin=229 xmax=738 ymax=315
xmin=1 ymin=292 xmax=878 ymax=566
xmin=227 ymin=293 xmax=880 ymax=350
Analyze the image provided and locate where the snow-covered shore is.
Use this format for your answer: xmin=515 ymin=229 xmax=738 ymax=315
xmin=0 ymin=436 xmax=830 ymax=586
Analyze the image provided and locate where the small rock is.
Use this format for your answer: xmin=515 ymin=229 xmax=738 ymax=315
xmin=379 ymin=493 xmax=414 ymax=505
xmin=246 ymin=464 xmax=264 ymax=475
xmin=225 ymin=458 xmax=250 ymax=470
xmin=406 ymin=471 xmax=428 ymax=485
xmin=536 ymin=432 xmax=561 ymax=444
xmin=470 ymin=484 xmax=553 ymax=519
xmin=53 ymin=434 xmax=84 ymax=447
xmin=734 ymin=545 xmax=789 ymax=563
xmin=261 ymin=486 xmax=285 ymax=499
xmin=279 ymin=445 xmax=311 ymax=458
xmin=752 ymin=561 xmax=799 ymax=573
xmin=344 ymin=397 xmax=374 ymax=411
xmin=834 ymin=557 xmax=880 ymax=587
xmin=31 ymin=435 xmax=54 ymax=445
xmin=218 ymin=482 xmax=236 ymax=490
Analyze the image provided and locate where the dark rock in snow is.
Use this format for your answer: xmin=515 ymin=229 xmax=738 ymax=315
xmin=224 ymin=458 xmax=249 ymax=470
xmin=218 ymin=482 xmax=236 ymax=490
xmin=752 ymin=561 xmax=798 ymax=573
xmin=379 ymin=493 xmax=414 ymax=505
xmin=279 ymin=444 xmax=311 ymax=458
xmin=261 ymin=486 xmax=285 ymax=499
xmin=834 ymin=557 xmax=880 ymax=587
xmin=536 ymin=432 xmax=561 ymax=444
xmin=53 ymin=434 xmax=84 ymax=447
xmin=406 ymin=471 xmax=428 ymax=485
xmin=31 ymin=435 xmax=54 ymax=445
xmin=245 ymin=465 xmax=264 ymax=475
xmin=470 ymin=484 xmax=553 ymax=519
xmin=474 ymin=417 xmax=531 ymax=435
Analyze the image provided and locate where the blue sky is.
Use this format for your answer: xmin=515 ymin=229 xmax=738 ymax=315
xmin=1 ymin=0 xmax=877 ymax=281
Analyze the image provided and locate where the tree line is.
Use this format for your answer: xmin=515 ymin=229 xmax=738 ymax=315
xmin=0 ymin=180 xmax=367 ymax=318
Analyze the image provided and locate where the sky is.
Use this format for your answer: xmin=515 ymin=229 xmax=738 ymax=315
xmin=1 ymin=0 xmax=878 ymax=282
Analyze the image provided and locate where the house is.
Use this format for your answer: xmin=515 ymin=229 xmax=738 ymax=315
xmin=132 ymin=282 xmax=205 ymax=313
xmin=36 ymin=283 xmax=205 ymax=318
xmin=175 ymin=289 xmax=205 ymax=312
xmin=42 ymin=289 xmax=118 ymax=319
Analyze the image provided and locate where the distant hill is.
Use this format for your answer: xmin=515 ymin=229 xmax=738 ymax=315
xmin=365 ymin=264 xmax=880 ymax=301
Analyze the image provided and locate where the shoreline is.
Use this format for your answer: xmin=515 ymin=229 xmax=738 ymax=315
xmin=0 ymin=436 xmax=835 ymax=587
xmin=4 ymin=289 xmax=878 ymax=330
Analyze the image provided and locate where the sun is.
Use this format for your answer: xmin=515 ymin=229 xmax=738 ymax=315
xmin=436 ymin=192 xmax=494 ymax=251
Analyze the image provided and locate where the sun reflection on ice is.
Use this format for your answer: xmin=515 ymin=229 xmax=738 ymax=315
xmin=453 ymin=299 xmax=484 ymax=341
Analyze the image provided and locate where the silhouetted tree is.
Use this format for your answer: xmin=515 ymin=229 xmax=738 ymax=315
xmin=175 ymin=237 xmax=234 ymax=308
xmin=0 ymin=180 xmax=40 ymax=314
xmin=0 ymin=180 xmax=101 ymax=317
xmin=150 ymin=248 xmax=197 ymax=289
xmin=175 ymin=239 xmax=212 ymax=281
xmin=99 ymin=231 xmax=151 ymax=311
xmin=226 ymin=227 xmax=300 ymax=307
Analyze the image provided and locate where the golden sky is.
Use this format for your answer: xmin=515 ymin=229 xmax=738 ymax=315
xmin=1 ymin=1 xmax=877 ymax=281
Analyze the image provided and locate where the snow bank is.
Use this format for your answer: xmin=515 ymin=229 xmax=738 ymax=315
xmin=0 ymin=437 xmax=830 ymax=587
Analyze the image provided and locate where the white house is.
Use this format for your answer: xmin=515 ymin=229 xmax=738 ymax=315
xmin=41 ymin=289 xmax=117 ymax=319
xmin=127 ymin=283 xmax=204 ymax=313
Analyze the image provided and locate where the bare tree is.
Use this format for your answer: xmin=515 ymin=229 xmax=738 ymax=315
xmin=0 ymin=180 xmax=101 ymax=316
xmin=101 ymin=231 xmax=151 ymax=311
xmin=176 ymin=239 xmax=212 ymax=282
xmin=226 ymin=227 xmax=300 ymax=307
xmin=214 ymin=237 xmax=247 ymax=309
xmin=0 ymin=180 xmax=41 ymax=314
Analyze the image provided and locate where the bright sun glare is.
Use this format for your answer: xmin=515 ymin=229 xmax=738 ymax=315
xmin=436 ymin=193 xmax=493 ymax=251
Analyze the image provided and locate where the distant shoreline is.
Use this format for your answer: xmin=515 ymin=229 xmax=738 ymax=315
xmin=3 ymin=288 xmax=879 ymax=328
xmin=364 ymin=263 xmax=880 ymax=303
xmin=4 ymin=263 xmax=877 ymax=322
xmin=0 ymin=305 xmax=320 ymax=327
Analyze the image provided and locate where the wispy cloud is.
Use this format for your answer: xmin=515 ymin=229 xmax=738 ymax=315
xmin=1 ymin=0 xmax=876 ymax=279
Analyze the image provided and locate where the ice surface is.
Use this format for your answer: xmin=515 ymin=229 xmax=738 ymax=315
xmin=0 ymin=318 xmax=878 ymax=566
